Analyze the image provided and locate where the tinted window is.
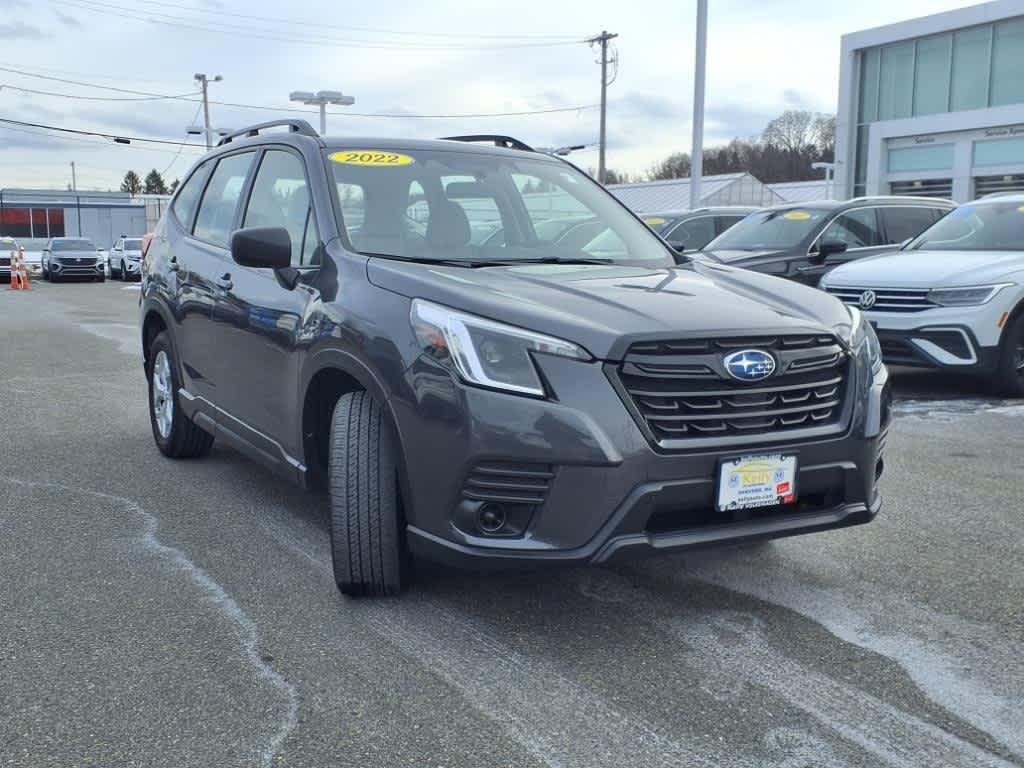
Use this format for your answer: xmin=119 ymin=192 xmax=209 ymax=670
xmin=172 ymin=161 xmax=214 ymax=230
xmin=243 ymin=150 xmax=319 ymax=266
xmin=665 ymin=215 xmax=716 ymax=249
xmin=715 ymin=215 xmax=746 ymax=235
xmin=821 ymin=208 xmax=883 ymax=248
xmin=194 ymin=152 xmax=255 ymax=247
xmin=124 ymin=238 xmax=143 ymax=250
xmin=880 ymin=206 xmax=945 ymax=244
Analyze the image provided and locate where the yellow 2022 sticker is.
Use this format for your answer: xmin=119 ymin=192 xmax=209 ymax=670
xmin=783 ymin=210 xmax=811 ymax=221
xmin=330 ymin=150 xmax=414 ymax=167
xmin=644 ymin=217 xmax=667 ymax=226
xmin=1018 ymin=205 xmax=1024 ymax=213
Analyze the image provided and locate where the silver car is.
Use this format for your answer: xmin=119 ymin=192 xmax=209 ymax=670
xmin=109 ymin=236 xmax=145 ymax=281
xmin=41 ymin=237 xmax=106 ymax=283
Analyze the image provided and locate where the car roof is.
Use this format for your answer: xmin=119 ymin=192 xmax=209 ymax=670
xmin=756 ymin=196 xmax=954 ymax=213
xmin=972 ymin=192 xmax=1024 ymax=205
xmin=642 ymin=206 xmax=758 ymax=218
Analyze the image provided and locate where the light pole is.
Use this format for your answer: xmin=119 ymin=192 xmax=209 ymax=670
xmin=194 ymin=73 xmax=222 ymax=149
xmin=812 ymin=161 xmax=836 ymax=199
xmin=289 ymin=90 xmax=355 ymax=135
xmin=690 ymin=0 xmax=708 ymax=209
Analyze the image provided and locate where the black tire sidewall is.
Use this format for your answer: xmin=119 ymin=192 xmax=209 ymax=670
xmin=998 ymin=311 xmax=1024 ymax=397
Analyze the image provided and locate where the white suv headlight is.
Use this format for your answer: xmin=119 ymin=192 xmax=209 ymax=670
xmin=927 ymin=284 xmax=1012 ymax=306
xmin=411 ymin=299 xmax=591 ymax=397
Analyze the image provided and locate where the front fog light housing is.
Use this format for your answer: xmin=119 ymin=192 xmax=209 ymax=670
xmin=411 ymin=299 xmax=591 ymax=397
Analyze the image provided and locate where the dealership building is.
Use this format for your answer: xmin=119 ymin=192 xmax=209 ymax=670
xmin=0 ymin=188 xmax=148 ymax=250
xmin=835 ymin=0 xmax=1024 ymax=201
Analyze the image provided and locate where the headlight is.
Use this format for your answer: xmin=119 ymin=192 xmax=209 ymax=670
xmin=843 ymin=306 xmax=883 ymax=376
xmin=927 ymin=284 xmax=1012 ymax=306
xmin=410 ymin=299 xmax=591 ymax=397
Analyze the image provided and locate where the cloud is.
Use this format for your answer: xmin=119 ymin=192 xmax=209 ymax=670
xmin=55 ymin=11 xmax=83 ymax=28
xmin=0 ymin=21 xmax=47 ymax=39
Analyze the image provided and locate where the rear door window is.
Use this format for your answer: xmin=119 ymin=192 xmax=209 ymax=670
xmin=879 ymin=206 xmax=946 ymax=244
xmin=665 ymin=215 xmax=716 ymax=249
xmin=193 ymin=152 xmax=255 ymax=247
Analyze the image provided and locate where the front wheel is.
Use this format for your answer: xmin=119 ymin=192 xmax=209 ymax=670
xmin=328 ymin=391 xmax=408 ymax=597
xmin=996 ymin=311 xmax=1024 ymax=397
xmin=147 ymin=332 xmax=214 ymax=458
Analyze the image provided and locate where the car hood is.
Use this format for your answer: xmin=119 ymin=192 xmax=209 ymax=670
xmin=52 ymin=250 xmax=98 ymax=259
xmin=367 ymin=258 xmax=851 ymax=361
xmin=822 ymin=249 xmax=1024 ymax=288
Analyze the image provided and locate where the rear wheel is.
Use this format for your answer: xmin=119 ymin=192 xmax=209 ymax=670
xmin=996 ymin=311 xmax=1024 ymax=397
xmin=147 ymin=332 xmax=214 ymax=458
xmin=120 ymin=261 xmax=128 ymax=281
xmin=328 ymin=391 xmax=408 ymax=597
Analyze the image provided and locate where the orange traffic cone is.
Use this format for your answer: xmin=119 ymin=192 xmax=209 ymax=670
xmin=19 ymin=248 xmax=29 ymax=290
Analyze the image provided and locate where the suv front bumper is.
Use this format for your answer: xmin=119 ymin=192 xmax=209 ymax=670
xmin=400 ymin=351 xmax=890 ymax=568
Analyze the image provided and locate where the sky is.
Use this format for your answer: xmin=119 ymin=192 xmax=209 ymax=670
xmin=0 ymin=0 xmax=978 ymax=191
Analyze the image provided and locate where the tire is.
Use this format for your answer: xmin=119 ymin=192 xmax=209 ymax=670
xmin=328 ymin=391 xmax=408 ymax=597
xmin=996 ymin=311 xmax=1024 ymax=398
xmin=120 ymin=261 xmax=128 ymax=281
xmin=147 ymin=331 xmax=214 ymax=458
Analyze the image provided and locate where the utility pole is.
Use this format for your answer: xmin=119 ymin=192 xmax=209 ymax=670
xmin=70 ymin=161 xmax=76 ymax=191
xmin=690 ymin=0 xmax=708 ymax=208
xmin=289 ymin=90 xmax=355 ymax=135
xmin=194 ymin=73 xmax=223 ymax=149
xmin=588 ymin=30 xmax=618 ymax=185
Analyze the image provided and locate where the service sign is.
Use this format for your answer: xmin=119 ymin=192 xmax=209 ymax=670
xmin=717 ymin=454 xmax=798 ymax=511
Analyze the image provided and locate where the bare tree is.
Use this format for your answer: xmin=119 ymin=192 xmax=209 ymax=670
xmin=647 ymin=152 xmax=691 ymax=181
xmin=762 ymin=110 xmax=815 ymax=154
xmin=812 ymin=114 xmax=836 ymax=159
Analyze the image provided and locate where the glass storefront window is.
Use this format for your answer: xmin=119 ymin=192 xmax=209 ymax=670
xmin=950 ymin=26 xmax=991 ymax=112
xmin=973 ymin=136 xmax=1024 ymax=167
xmin=888 ymin=144 xmax=955 ymax=173
xmin=858 ymin=48 xmax=880 ymax=123
xmin=990 ymin=19 xmax=1024 ymax=107
xmin=878 ymin=43 xmax=914 ymax=120
xmin=913 ymin=34 xmax=952 ymax=116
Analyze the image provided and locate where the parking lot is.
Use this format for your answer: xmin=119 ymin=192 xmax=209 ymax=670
xmin=1 ymin=280 xmax=1022 ymax=768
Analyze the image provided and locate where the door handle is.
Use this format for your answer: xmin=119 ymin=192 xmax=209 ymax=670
xmin=215 ymin=274 xmax=233 ymax=291
xmin=168 ymin=256 xmax=180 ymax=272
xmin=796 ymin=264 xmax=818 ymax=273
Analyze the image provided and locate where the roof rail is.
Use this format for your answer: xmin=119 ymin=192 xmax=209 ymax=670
xmin=217 ymin=119 xmax=319 ymax=147
xmin=846 ymin=194 xmax=955 ymax=204
xmin=980 ymin=190 xmax=1024 ymax=199
xmin=440 ymin=135 xmax=534 ymax=152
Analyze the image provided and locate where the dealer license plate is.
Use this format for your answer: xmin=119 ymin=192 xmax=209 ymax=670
xmin=717 ymin=454 xmax=798 ymax=512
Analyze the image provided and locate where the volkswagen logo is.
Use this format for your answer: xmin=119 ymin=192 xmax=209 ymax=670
xmin=723 ymin=350 xmax=776 ymax=382
xmin=859 ymin=290 xmax=877 ymax=310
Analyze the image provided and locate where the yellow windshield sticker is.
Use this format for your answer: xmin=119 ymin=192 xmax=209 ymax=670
xmin=330 ymin=150 xmax=414 ymax=167
xmin=644 ymin=217 xmax=667 ymax=226
xmin=1019 ymin=205 xmax=1024 ymax=213
xmin=783 ymin=210 xmax=811 ymax=221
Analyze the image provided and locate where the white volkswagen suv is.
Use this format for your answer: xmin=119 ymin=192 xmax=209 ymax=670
xmin=820 ymin=193 xmax=1024 ymax=396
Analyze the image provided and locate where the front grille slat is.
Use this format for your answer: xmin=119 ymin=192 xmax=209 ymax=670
xmin=825 ymin=285 xmax=934 ymax=313
xmin=462 ymin=462 xmax=553 ymax=506
xmin=616 ymin=335 xmax=849 ymax=446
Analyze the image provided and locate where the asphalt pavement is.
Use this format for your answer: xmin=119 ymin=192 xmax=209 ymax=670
xmin=2 ymin=280 xmax=1022 ymax=768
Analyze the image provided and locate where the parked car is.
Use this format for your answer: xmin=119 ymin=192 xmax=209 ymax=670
xmin=698 ymin=197 xmax=953 ymax=284
xmin=141 ymin=122 xmax=889 ymax=597
xmin=109 ymin=235 xmax=145 ymax=281
xmin=41 ymin=237 xmax=105 ymax=282
xmin=1 ymin=236 xmax=17 ymax=282
xmin=820 ymin=193 xmax=1024 ymax=396
xmin=641 ymin=207 xmax=757 ymax=252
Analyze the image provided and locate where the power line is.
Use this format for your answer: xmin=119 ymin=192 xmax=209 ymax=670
xmin=0 ymin=64 xmax=598 ymax=119
xmin=53 ymin=0 xmax=588 ymax=50
xmin=0 ymin=116 xmax=207 ymax=148
xmin=118 ymin=0 xmax=586 ymax=40
xmin=0 ymin=84 xmax=200 ymax=102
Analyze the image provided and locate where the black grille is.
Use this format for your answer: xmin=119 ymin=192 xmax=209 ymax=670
xmin=462 ymin=462 xmax=554 ymax=506
xmin=615 ymin=335 xmax=849 ymax=447
xmin=59 ymin=256 xmax=97 ymax=266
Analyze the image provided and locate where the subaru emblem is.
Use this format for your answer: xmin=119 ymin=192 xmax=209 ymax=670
xmin=723 ymin=350 xmax=776 ymax=382
xmin=859 ymin=290 xmax=877 ymax=310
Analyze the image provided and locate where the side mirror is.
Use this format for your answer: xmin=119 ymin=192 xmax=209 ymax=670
xmin=667 ymin=240 xmax=687 ymax=254
xmin=230 ymin=227 xmax=291 ymax=270
xmin=810 ymin=239 xmax=848 ymax=264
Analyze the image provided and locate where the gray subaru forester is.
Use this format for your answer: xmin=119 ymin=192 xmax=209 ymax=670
xmin=140 ymin=121 xmax=891 ymax=597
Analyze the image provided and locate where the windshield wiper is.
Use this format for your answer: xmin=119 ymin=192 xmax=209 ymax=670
xmin=486 ymin=256 xmax=616 ymax=266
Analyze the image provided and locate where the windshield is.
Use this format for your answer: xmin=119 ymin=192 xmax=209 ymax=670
xmin=908 ymin=202 xmax=1024 ymax=251
xmin=327 ymin=147 xmax=673 ymax=267
xmin=704 ymin=208 xmax=829 ymax=254
xmin=51 ymin=239 xmax=95 ymax=251
xmin=124 ymin=238 xmax=143 ymax=250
